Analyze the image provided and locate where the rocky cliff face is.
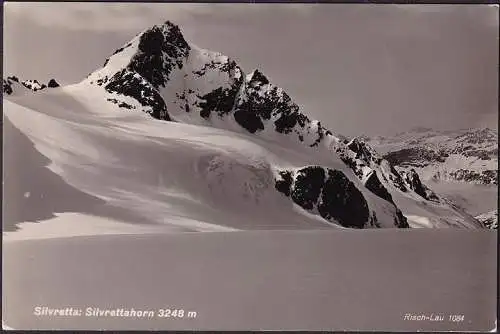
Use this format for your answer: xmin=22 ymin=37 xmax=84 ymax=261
xmin=275 ymin=166 xmax=409 ymax=229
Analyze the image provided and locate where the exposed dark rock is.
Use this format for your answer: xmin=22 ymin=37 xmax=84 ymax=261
xmin=347 ymin=138 xmax=370 ymax=159
xmin=402 ymin=169 xmax=428 ymax=199
xmin=193 ymin=57 xmax=237 ymax=77
xmin=368 ymin=212 xmax=381 ymax=228
xmin=95 ymin=77 xmax=108 ymax=86
xmin=388 ymin=164 xmax=408 ymax=192
xmin=248 ymin=69 xmax=269 ymax=85
xmin=274 ymin=112 xmax=300 ymax=134
xmin=318 ymin=169 xmax=369 ymax=229
xmin=196 ymin=60 xmax=243 ymax=119
xmin=346 ymin=137 xmax=382 ymax=164
xmin=3 ymin=79 xmax=13 ymax=95
xmin=234 ymin=75 xmax=305 ymax=136
xmin=274 ymin=170 xmax=293 ymax=196
xmin=119 ymin=102 xmax=132 ymax=109
xmin=22 ymin=79 xmax=45 ymax=91
xmin=364 ymin=170 xmax=394 ymax=204
xmin=105 ymin=69 xmax=170 ymax=120
xmin=132 ymin=27 xmax=166 ymax=85
xmin=3 ymin=77 xmax=54 ymax=94
xmin=199 ymin=83 xmax=242 ymax=120
xmin=127 ymin=22 xmax=190 ymax=88
xmin=47 ymin=79 xmax=60 ymax=88
xmin=291 ymin=166 xmax=325 ymax=210
xmin=112 ymin=46 xmax=125 ymax=56
xmin=118 ymin=102 xmax=134 ymax=109
xmin=273 ymin=98 xmax=303 ymax=134
xmin=107 ymin=98 xmax=135 ymax=110
xmin=111 ymin=43 xmax=132 ymax=58
xmin=395 ymin=209 xmax=409 ymax=228
xmin=275 ymin=166 xmax=372 ymax=229
xmin=233 ymin=107 xmax=265 ymax=133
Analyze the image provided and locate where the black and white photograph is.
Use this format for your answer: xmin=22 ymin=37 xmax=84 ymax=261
xmin=2 ymin=2 xmax=498 ymax=331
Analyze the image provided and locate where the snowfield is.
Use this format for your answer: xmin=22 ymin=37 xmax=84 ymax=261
xmin=3 ymin=80 xmax=482 ymax=238
xmin=4 ymin=91 xmax=336 ymax=237
xmin=2 ymin=230 xmax=497 ymax=331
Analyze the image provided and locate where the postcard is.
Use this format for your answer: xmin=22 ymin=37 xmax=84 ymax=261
xmin=2 ymin=2 xmax=497 ymax=331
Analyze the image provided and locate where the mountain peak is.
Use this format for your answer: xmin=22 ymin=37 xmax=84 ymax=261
xmin=248 ymin=69 xmax=270 ymax=85
xmin=138 ymin=20 xmax=188 ymax=54
xmin=89 ymin=19 xmax=191 ymax=91
xmin=158 ymin=20 xmax=181 ymax=32
xmin=47 ymin=78 xmax=60 ymax=88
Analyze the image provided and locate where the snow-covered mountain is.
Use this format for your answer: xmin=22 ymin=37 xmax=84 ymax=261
xmin=3 ymin=76 xmax=60 ymax=96
xmin=365 ymin=127 xmax=498 ymax=185
xmin=3 ymin=21 xmax=485 ymax=233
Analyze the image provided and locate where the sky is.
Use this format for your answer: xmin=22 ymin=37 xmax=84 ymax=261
xmin=3 ymin=3 xmax=499 ymax=136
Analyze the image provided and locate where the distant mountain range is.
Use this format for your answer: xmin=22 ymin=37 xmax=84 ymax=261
xmin=475 ymin=210 xmax=498 ymax=229
xmin=363 ymin=128 xmax=497 ymax=229
xmin=363 ymin=127 xmax=497 ymax=185
xmin=3 ymin=76 xmax=59 ymax=96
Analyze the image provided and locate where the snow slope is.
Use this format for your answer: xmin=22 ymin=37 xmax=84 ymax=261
xmin=3 ymin=21 xmax=484 ymax=237
xmin=4 ymin=92 xmax=336 ymax=235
